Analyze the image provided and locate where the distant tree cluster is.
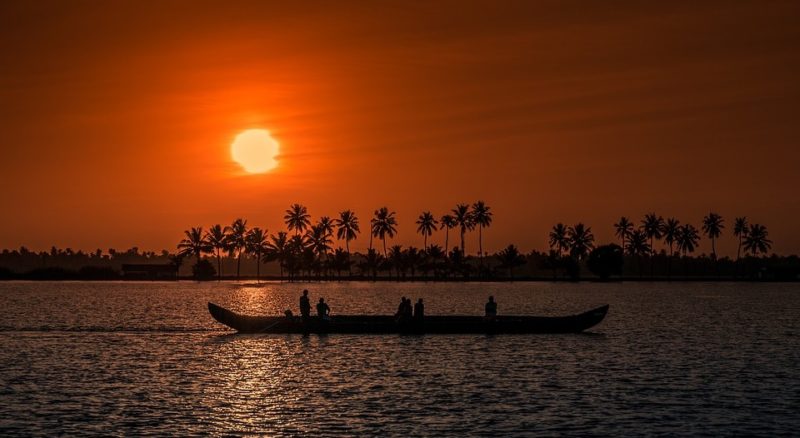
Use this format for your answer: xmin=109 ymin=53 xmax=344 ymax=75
xmin=1 ymin=206 xmax=795 ymax=281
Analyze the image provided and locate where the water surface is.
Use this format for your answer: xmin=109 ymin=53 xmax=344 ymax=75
xmin=0 ymin=281 xmax=798 ymax=436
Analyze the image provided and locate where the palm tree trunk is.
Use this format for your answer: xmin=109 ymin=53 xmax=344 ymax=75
xmin=383 ymin=238 xmax=387 ymax=257
xmin=217 ymin=249 xmax=222 ymax=282
xmin=424 ymin=234 xmax=427 ymax=250
xmin=460 ymin=228 xmax=465 ymax=254
xmin=478 ymin=226 xmax=483 ymax=265
xmin=445 ymin=229 xmax=449 ymax=257
xmin=346 ymin=240 xmax=352 ymax=277
xmin=256 ymin=254 xmax=260 ymax=283
xmin=236 ymin=252 xmax=242 ymax=280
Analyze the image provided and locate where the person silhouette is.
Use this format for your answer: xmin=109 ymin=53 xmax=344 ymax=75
xmin=485 ymin=296 xmax=497 ymax=319
xmin=414 ymin=298 xmax=424 ymax=321
xmin=317 ymin=297 xmax=330 ymax=320
xmin=299 ymin=289 xmax=311 ymax=321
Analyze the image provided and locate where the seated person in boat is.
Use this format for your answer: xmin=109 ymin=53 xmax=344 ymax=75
xmin=299 ymin=290 xmax=311 ymax=321
xmin=485 ymin=296 xmax=497 ymax=319
xmin=395 ymin=296 xmax=407 ymax=317
xmin=414 ymin=298 xmax=424 ymax=321
xmin=317 ymin=297 xmax=331 ymax=320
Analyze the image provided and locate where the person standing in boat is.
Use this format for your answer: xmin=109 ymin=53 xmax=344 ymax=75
xmin=485 ymin=296 xmax=497 ymax=319
xmin=299 ymin=290 xmax=311 ymax=322
xmin=414 ymin=298 xmax=424 ymax=321
xmin=317 ymin=297 xmax=331 ymax=320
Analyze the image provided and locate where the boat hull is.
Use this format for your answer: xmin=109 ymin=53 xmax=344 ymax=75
xmin=208 ymin=302 xmax=609 ymax=334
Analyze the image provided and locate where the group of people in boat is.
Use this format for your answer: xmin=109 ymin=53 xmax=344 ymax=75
xmin=293 ymin=289 xmax=498 ymax=323
xmin=298 ymin=289 xmax=330 ymax=321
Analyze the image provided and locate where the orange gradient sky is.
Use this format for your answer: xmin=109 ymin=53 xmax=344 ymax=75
xmin=1 ymin=1 xmax=799 ymax=256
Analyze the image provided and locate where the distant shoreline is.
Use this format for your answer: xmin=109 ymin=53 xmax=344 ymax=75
xmin=1 ymin=276 xmax=797 ymax=283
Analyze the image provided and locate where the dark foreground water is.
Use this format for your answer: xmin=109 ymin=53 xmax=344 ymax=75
xmin=0 ymin=281 xmax=798 ymax=436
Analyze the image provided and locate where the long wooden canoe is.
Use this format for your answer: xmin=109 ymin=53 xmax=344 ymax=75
xmin=208 ymin=302 xmax=609 ymax=334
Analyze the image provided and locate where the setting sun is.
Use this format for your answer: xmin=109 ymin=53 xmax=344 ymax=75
xmin=231 ymin=129 xmax=279 ymax=173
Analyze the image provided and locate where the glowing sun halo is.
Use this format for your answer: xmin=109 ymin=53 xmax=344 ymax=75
xmin=231 ymin=129 xmax=280 ymax=173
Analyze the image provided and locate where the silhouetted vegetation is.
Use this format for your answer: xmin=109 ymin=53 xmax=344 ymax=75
xmin=0 ymin=206 xmax=796 ymax=281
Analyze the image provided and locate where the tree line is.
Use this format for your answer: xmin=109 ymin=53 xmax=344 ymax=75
xmin=0 ymin=205 xmax=790 ymax=281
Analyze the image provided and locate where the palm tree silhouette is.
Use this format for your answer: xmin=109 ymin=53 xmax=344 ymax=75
xmin=548 ymin=223 xmax=570 ymax=256
xmin=306 ymin=224 xmax=333 ymax=268
xmin=497 ymin=244 xmax=526 ymax=279
xmin=416 ymin=211 xmax=438 ymax=250
xmin=567 ymin=223 xmax=595 ymax=260
xmin=334 ymin=210 xmax=360 ymax=255
xmin=284 ymin=204 xmax=311 ymax=237
xmin=701 ymin=212 xmax=725 ymax=260
xmin=642 ymin=213 xmax=664 ymax=276
xmin=440 ymin=214 xmax=456 ymax=255
xmin=388 ymin=245 xmax=405 ymax=280
xmin=334 ymin=210 xmax=359 ymax=275
xmin=371 ymin=207 xmax=398 ymax=257
xmin=676 ymin=224 xmax=700 ymax=256
xmin=641 ymin=213 xmax=664 ymax=254
xmin=245 ymin=227 xmax=268 ymax=283
xmin=662 ymin=218 xmax=680 ymax=257
xmin=614 ymin=217 xmax=634 ymax=252
xmin=471 ymin=201 xmax=493 ymax=264
xmin=626 ymin=229 xmax=650 ymax=277
xmin=451 ymin=204 xmax=474 ymax=254
xmin=266 ymin=231 xmax=288 ymax=282
xmin=204 ymin=224 xmax=230 ymax=281
xmin=661 ymin=217 xmax=681 ymax=278
xmin=229 ymin=218 xmax=248 ymax=280
xmin=743 ymin=224 xmax=772 ymax=256
xmin=317 ymin=216 xmax=335 ymax=238
xmin=733 ymin=217 xmax=748 ymax=262
xmin=177 ymin=227 xmax=212 ymax=275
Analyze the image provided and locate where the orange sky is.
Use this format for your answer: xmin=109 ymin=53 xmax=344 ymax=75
xmin=1 ymin=1 xmax=799 ymax=256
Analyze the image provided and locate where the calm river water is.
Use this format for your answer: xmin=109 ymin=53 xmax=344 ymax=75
xmin=0 ymin=281 xmax=798 ymax=436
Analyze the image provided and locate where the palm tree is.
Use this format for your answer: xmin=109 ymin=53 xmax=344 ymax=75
xmin=204 ymin=224 xmax=230 ymax=281
xmin=471 ymin=201 xmax=493 ymax=264
xmin=334 ymin=210 xmax=360 ymax=255
xmin=701 ymin=212 xmax=725 ymax=260
xmin=306 ymin=224 xmax=333 ymax=264
xmin=177 ymin=227 xmax=212 ymax=274
xmin=229 ymin=218 xmax=248 ymax=280
xmin=451 ymin=204 xmax=474 ymax=254
xmin=317 ymin=216 xmax=335 ymax=238
xmin=642 ymin=213 xmax=665 ymax=276
xmin=388 ymin=245 xmax=405 ymax=280
xmin=567 ymin=223 xmax=595 ymax=260
xmin=168 ymin=253 xmax=184 ymax=280
xmin=641 ymin=213 xmax=664 ymax=255
xmin=626 ymin=230 xmax=650 ymax=276
xmin=416 ymin=211 xmax=438 ymax=249
xmin=245 ymin=227 xmax=268 ymax=283
xmin=371 ymin=207 xmax=398 ymax=257
xmin=676 ymin=224 xmax=700 ymax=256
xmin=614 ymin=217 xmax=634 ymax=251
xmin=548 ymin=223 xmax=570 ymax=256
xmin=266 ymin=231 xmax=289 ymax=282
xmin=440 ymin=214 xmax=456 ymax=255
xmin=496 ymin=244 xmax=526 ymax=279
xmin=734 ymin=217 xmax=748 ymax=262
xmin=743 ymin=224 xmax=772 ymax=256
xmin=661 ymin=217 xmax=681 ymax=278
xmin=662 ymin=218 xmax=681 ymax=257
xmin=284 ymin=204 xmax=311 ymax=236
xmin=675 ymin=224 xmax=700 ymax=277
